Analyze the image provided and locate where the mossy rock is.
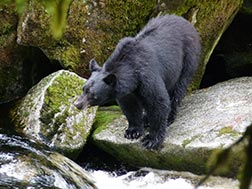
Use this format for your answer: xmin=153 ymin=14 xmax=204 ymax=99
xmin=17 ymin=0 xmax=156 ymax=77
xmin=16 ymin=0 xmax=243 ymax=89
xmin=92 ymin=77 xmax=252 ymax=176
xmin=10 ymin=70 xmax=97 ymax=159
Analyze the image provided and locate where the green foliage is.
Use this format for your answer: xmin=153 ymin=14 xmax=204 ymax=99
xmin=15 ymin=0 xmax=28 ymax=14
xmin=42 ymin=0 xmax=72 ymax=39
xmin=0 ymin=0 xmax=28 ymax=15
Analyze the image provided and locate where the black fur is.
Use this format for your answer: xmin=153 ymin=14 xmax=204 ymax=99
xmin=74 ymin=15 xmax=201 ymax=150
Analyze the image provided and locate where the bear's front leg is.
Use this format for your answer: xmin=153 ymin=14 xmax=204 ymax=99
xmin=117 ymin=94 xmax=144 ymax=140
xmin=139 ymin=80 xmax=171 ymax=150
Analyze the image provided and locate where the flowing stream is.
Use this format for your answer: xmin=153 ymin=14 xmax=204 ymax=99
xmin=87 ymin=168 xmax=239 ymax=189
xmin=78 ymin=144 xmax=239 ymax=189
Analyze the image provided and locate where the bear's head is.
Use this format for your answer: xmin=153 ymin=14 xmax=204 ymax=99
xmin=74 ymin=59 xmax=116 ymax=110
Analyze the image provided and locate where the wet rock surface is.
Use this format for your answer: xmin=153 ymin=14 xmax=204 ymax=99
xmin=0 ymin=132 xmax=97 ymax=189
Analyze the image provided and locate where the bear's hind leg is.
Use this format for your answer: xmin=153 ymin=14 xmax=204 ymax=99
xmin=139 ymin=79 xmax=170 ymax=149
xmin=169 ymin=50 xmax=199 ymax=124
xmin=117 ymin=94 xmax=144 ymax=140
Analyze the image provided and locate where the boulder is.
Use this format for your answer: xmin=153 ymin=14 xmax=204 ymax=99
xmin=92 ymin=77 xmax=252 ymax=175
xmin=10 ymin=70 xmax=97 ymax=159
xmin=0 ymin=132 xmax=97 ymax=189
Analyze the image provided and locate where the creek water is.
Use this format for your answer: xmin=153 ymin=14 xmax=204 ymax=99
xmin=85 ymin=168 xmax=239 ymax=189
xmin=90 ymin=170 xmax=198 ymax=189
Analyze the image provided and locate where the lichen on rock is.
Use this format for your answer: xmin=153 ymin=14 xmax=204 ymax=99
xmin=10 ymin=70 xmax=97 ymax=159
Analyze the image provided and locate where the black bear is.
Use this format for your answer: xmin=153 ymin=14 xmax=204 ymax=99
xmin=74 ymin=15 xmax=201 ymax=149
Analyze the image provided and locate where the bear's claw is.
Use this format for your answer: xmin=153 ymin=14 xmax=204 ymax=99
xmin=124 ymin=128 xmax=144 ymax=139
xmin=141 ymin=135 xmax=162 ymax=150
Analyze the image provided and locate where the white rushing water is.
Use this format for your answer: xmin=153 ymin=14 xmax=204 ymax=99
xmin=89 ymin=168 xmax=239 ymax=189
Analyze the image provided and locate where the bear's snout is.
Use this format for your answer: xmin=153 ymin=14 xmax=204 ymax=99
xmin=74 ymin=95 xmax=90 ymax=110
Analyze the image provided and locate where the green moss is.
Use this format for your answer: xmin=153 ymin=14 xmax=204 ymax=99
xmin=17 ymin=0 xmax=52 ymax=46
xmin=0 ymin=4 xmax=17 ymax=35
xmin=23 ymin=111 xmax=30 ymax=117
xmin=92 ymin=106 xmax=122 ymax=135
xmin=66 ymin=0 xmax=158 ymax=77
xmin=182 ymin=139 xmax=192 ymax=148
xmin=52 ymin=44 xmax=80 ymax=71
xmin=218 ymin=126 xmax=241 ymax=137
xmin=103 ymin=0 xmax=156 ymax=35
xmin=40 ymin=71 xmax=85 ymax=130
xmin=97 ymin=0 xmax=155 ymax=61
xmin=182 ymin=134 xmax=201 ymax=148
xmin=0 ymin=3 xmax=18 ymax=47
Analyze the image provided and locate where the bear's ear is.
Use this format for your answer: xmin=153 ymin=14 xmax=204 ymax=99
xmin=103 ymin=74 xmax=116 ymax=87
xmin=89 ymin=59 xmax=101 ymax=72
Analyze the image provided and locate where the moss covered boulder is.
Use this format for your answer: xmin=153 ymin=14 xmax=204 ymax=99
xmin=10 ymin=70 xmax=97 ymax=159
xmin=92 ymin=77 xmax=252 ymax=175
xmin=16 ymin=0 xmax=243 ymax=88
xmin=17 ymin=0 xmax=156 ymax=77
